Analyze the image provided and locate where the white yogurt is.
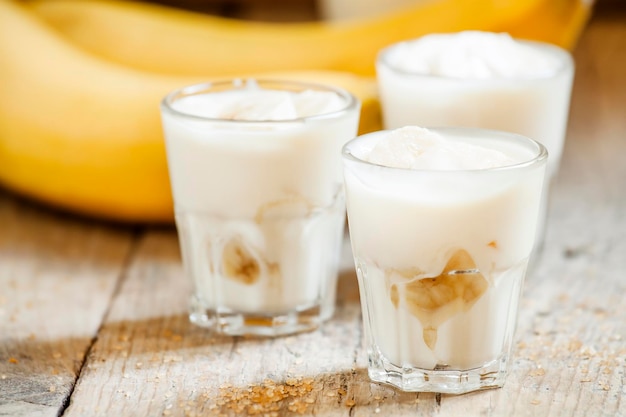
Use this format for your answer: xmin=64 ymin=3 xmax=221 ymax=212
xmin=343 ymin=127 xmax=547 ymax=370
xmin=161 ymin=80 xmax=360 ymax=320
xmin=377 ymin=31 xmax=574 ymax=178
xmin=365 ymin=126 xmax=515 ymax=170
xmin=173 ymin=83 xmax=346 ymax=121
xmin=385 ymin=31 xmax=561 ymax=79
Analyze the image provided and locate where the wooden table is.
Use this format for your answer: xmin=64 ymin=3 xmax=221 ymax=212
xmin=1 ymin=7 xmax=625 ymax=417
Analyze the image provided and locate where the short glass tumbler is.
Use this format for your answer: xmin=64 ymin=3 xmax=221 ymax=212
xmin=342 ymin=128 xmax=547 ymax=394
xmin=161 ymin=79 xmax=360 ymax=336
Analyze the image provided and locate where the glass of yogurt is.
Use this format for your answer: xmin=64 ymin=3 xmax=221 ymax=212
xmin=342 ymin=126 xmax=547 ymax=394
xmin=160 ymin=79 xmax=360 ymax=336
xmin=376 ymin=31 xmax=574 ymax=259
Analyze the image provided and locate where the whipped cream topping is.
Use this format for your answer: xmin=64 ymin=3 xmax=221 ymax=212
xmin=172 ymin=80 xmax=346 ymax=121
xmin=365 ymin=126 xmax=516 ymax=170
xmin=384 ymin=31 xmax=562 ymax=79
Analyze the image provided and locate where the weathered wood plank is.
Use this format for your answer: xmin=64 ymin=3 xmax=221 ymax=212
xmin=61 ymin=231 xmax=367 ymax=416
xmin=0 ymin=196 xmax=135 ymax=417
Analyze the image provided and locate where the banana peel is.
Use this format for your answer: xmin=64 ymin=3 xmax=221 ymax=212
xmin=501 ymin=0 xmax=593 ymax=50
xmin=0 ymin=0 xmax=379 ymax=223
xmin=25 ymin=0 xmax=546 ymax=77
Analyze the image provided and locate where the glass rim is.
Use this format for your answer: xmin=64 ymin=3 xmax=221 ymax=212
xmin=342 ymin=126 xmax=548 ymax=174
xmin=376 ymin=35 xmax=574 ymax=82
xmin=160 ymin=78 xmax=360 ymax=125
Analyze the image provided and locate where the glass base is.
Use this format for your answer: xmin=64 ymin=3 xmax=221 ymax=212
xmin=189 ymin=296 xmax=332 ymax=336
xmin=368 ymin=348 xmax=508 ymax=394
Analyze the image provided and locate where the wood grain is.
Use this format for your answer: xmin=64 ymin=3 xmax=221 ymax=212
xmin=0 ymin=197 xmax=135 ymax=417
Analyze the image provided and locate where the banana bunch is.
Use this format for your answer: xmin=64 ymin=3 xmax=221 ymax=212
xmin=0 ymin=1 xmax=379 ymax=222
xmin=0 ymin=0 xmax=591 ymax=223
xmin=24 ymin=0 xmax=549 ymax=77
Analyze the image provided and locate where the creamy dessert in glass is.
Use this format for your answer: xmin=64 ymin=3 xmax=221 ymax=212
xmin=160 ymin=79 xmax=360 ymax=336
xmin=342 ymin=126 xmax=547 ymax=394
xmin=376 ymin=31 xmax=574 ymax=258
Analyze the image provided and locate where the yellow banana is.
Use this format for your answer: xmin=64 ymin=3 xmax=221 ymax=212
xmin=500 ymin=0 xmax=593 ymax=50
xmin=25 ymin=0 xmax=544 ymax=77
xmin=0 ymin=1 xmax=379 ymax=223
